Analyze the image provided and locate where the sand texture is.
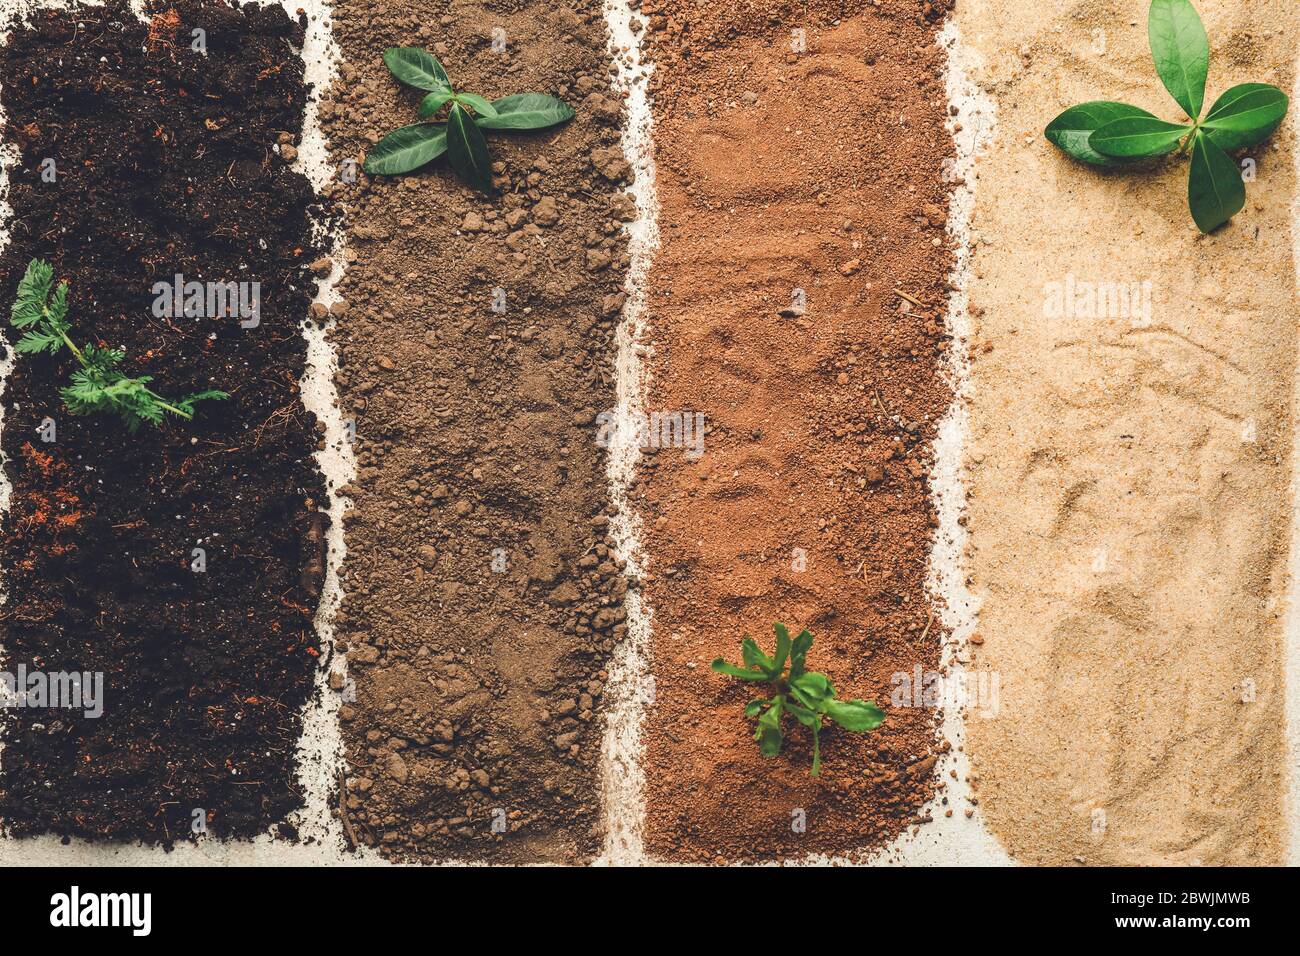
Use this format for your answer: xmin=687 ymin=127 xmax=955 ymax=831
xmin=961 ymin=0 xmax=1294 ymax=865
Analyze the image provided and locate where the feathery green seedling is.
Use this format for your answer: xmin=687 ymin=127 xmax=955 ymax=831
xmin=1045 ymin=0 xmax=1288 ymax=233
xmin=712 ymin=623 xmax=885 ymax=776
xmin=10 ymin=259 xmax=227 ymax=431
xmin=363 ymin=47 xmax=575 ymax=190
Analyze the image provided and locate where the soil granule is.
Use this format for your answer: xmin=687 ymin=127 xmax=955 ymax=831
xmin=322 ymin=0 xmax=631 ymax=862
xmin=961 ymin=0 xmax=1292 ymax=866
xmin=639 ymin=0 xmax=958 ymax=862
xmin=0 ymin=1 xmax=330 ymax=842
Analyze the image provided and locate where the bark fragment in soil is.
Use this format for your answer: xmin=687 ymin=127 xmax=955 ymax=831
xmin=0 ymin=1 xmax=330 ymax=842
xmin=322 ymin=0 xmax=630 ymax=862
xmin=639 ymin=1 xmax=956 ymax=862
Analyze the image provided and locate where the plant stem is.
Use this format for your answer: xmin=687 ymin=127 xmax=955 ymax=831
xmin=53 ymin=324 xmax=85 ymax=366
xmin=146 ymin=389 xmax=193 ymax=419
xmin=48 ymin=300 xmax=193 ymax=419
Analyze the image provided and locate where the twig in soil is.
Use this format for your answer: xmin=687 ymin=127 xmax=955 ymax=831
xmin=252 ymin=404 xmax=297 ymax=447
xmin=893 ymin=288 xmax=934 ymax=310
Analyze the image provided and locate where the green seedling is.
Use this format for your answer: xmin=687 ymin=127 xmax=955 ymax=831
xmin=1045 ymin=0 xmax=1288 ymax=233
xmin=10 ymin=259 xmax=227 ymax=431
xmin=712 ymin=623 xmax=885 ymax=776
xmin=364 ymin=47 xmax=575 ymax=191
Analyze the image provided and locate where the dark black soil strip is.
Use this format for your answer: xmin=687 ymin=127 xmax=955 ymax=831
xmin=0 ymin=1 xmax=330 ymax=843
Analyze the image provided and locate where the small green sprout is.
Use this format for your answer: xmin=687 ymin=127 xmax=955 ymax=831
xmin=712 ymin=623 xmax=885 ymax=776
xmin=1045 ymin=0 xmax=1289 ymax=233
xmin=10 ymin=259 xmax=227 ymax=431
xmin=364 ymin=47 xmax=575 ymax=190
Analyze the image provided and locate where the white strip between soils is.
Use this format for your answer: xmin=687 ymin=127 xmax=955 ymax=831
xmin=868 ymin=17 xmax=1011 ymax=868
xmin=596 ymin=0 xmax=659 ymax=867
xmin=0 ymin=0 xmax=368 ymax=865
xmin=802 ymin=17 xmax=1010 ymax=868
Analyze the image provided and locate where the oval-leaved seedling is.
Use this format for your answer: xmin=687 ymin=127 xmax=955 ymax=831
xmin=363 ymin=47 xmax=576 ymax=191
xmin=1045 ymin=0 xmax=1288 ymax=233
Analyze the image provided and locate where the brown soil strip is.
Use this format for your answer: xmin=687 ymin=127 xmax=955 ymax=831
xmin=961 ymin=0 xmax=1293 ymax=866
xmin=0 ymin=2 xmax=329 ymax=842
xmin=639 ymin=0 xmax=956 ymax=862
xmin=322 ymin=0 xmax=631 ymax=862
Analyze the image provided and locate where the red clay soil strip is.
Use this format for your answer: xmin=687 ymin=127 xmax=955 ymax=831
xmin=322 ymin=0 xmax=630 ymax=862
xmin=639 ymin=0 xmax=957 ymax=862
xmin=0 ymin=2 xmax=330 ymax=842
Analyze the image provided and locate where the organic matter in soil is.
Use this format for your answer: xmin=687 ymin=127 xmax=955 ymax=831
xmin=0 ymin=0 xmax=331 ymax=843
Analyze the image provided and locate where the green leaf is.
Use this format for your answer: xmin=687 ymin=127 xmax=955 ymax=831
xmin=1090 ymin=115 xmax=1191 ymax=157
xmin=46 ymin=280 xmax=69 ymax=330
xmin=1045 ymin=102 xmax=1156 ymax=166
xmin=454 ymin=92 xmax=499 ymax=118
xmin=790 ymin=671 xmax=835 ymax=712
xmin=382 ymin=47 xmax=451 ymax=92
xmin=183 ymin=389 xmax=228 ymax=403
xmin=784 ymin=699 xmax=818 ymax=728
xmin=477 ymin=92 xmax=576 ymax=131
xmin=741 ymin=636 xmax=774 ymax=675
xmin=1188 ymin=129 xmax=1245 ymax=233
xmin=825 ymin=699 xmax=886 ymax=732
xmin=176 ymin=390 xmax=229 ymax=416
xmin=12 ymin=259 xmax=53 ymax=326
xmin=710 ymin=658 xmax=770 ymax=681
xmin=789 ymin=629 xmax=814 ymax=678
xmin=364 ymin=124 xmax=448 ymax=176
xmin=810 ymin=723 xmax=822 ymax=776
xmin=771 ymin=623 xmax=791 ymax=676
xmin=417 ymin=89 xmax=454 ymax=119
xmin=1202 ymin=83 xmax=1289 ymax=151
xmin=16 ymin=330 xmax=61 ymax=354
xmin=11 ymin=259 xmax=60 ymax=332
xmin=744 ymin=698 xmax=769 ymax=719
xmin=1148 ymin=0 xmax=1210 ymax=119
xmin=755 ymin=695 xmax=785 ymax=757
xmin=446 ymin=103 xmax=494 ymax=192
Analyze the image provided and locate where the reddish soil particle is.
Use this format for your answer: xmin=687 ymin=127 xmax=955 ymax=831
xmin=639 ymin=2 xmax=956 ymax=862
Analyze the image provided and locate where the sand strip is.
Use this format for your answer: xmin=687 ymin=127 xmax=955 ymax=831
xmin=962 ymin=0 xmax=1293 ymax=866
